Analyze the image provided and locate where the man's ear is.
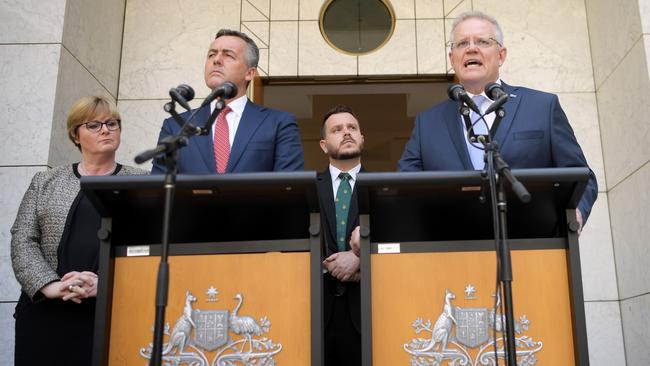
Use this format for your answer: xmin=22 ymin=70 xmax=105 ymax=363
xmin=319 ymin=140 xmax=328 ymax=154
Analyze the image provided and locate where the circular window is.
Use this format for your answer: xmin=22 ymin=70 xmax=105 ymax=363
xmin=319 ymin=0 xmax=395 ymax=55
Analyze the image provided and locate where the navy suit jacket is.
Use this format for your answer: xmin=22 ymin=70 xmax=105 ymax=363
xmin=152 ymin=99 xmax=304 ymax=174
xmin=398 ymin=82 xmax=598 ymax=221
xmin=316 ymin=168 xmax=361 ymax=333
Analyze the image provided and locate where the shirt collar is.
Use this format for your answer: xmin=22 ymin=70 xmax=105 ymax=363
xmin=210 ymin=94 xmax=248 ymax=115
xmin=467 ymin=78 xmax=502 ymax=102
xmin=329 ymin=163 xmax=361 ymax=182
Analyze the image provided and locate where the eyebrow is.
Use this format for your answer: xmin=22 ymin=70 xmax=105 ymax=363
xmin=208 ymin=47 xmax=236 ymax=55
xmin=456 ymin=35 xmax=494 ymax=40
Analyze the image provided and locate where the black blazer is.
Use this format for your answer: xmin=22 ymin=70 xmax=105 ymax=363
xmin=316 ymin=167 xmax=361 ymax=332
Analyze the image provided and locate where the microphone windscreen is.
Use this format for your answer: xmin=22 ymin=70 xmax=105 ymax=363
xmin=447 ymin=83 xmax=464 ymax=101
xmin=176 ymin=84 xmax=195 ymax=101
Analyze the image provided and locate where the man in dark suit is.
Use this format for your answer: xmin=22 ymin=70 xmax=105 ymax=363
xmin=152 ymin=29 xmax=304 ymax=173
xmin=317 ymin=105 xmax=364 ymax=366
xmin=398 ymin=11 xmax=597 ymax=227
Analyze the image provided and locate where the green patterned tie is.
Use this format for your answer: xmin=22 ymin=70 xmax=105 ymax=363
xmin=335 ymin=172 xmax=352 ymax=252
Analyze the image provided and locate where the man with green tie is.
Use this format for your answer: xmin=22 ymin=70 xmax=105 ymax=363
xmin=316 ymin=105 xmax=364 ymax=366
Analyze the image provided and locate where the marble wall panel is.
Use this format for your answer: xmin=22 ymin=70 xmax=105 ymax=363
xmin=608 ymin=162 xmax=650 ymax=299
xmin=0 ymin=0 xmax=65 ymax=43
xmin=258 ymin=48 xmax=270 ymax=76
xmin=597 ymin=37 xmax=650 ymax=188
xmin=0 ymin=257 xmax=20 ymax=302
xmin=299 ymin=0 xmax=322 ymax=20
xmin=243 ymin=0 xmax=269 ymax=21
xmin=242 ymin=21 xmax=270 ymax=47
xmin=61 ymin=0 xmax=126 ymax=97
xmin=241 ymin=21 xmax=270 ymax=75
xmin=639 ymin=0 xmax=650 ymax=34
xmin=621 ymin=294 xmax=650 ymax=365
xmin=416 ymin=19 xmax=448 ymax=75
xmin=444 ymin=17 xmax=455 ymax=73
xmin=390 ymin=0 xmax=415 ymax=19
xmin=115 ymin=99 xmax=198 ymax=171
xmin=0 ymin=303 xmax=16 ymax=366
xmin=48 ymin=47 xmax=115 ymax=168
xmin=416 ymin=0 xmax=443 ymax=19
xmin=0 ymin=44 xmax=60 ymax=166
xmin=556 ymin=93 xmax=605 ymax=190
xmin=298 ymin=21 xmax=357 ymax=76
xmin=269 ymin=21 xmax=298 ymax=76
xmin=0 ymin=167 xmax=45 ymax=301
xmin=270 ymin=0 xmax=298 ymax=20
xmin=120 ymin=0 xmax=241 ymax=100
xmin=476 ymin=0 xmax=594 ymax=93
xmin=444 ymin=0 xmax=471 ymax=18
xmin=585 ymin=0 xmax=642 ymax=89
xmin=246 ymin=0 xmax=270 ymax=19
xmin=358 ymin=19 xmax=417 ymax=75
xmin=584 ymin=301 xmax=627 ymax=365
xmin=578 ymin=196 xmax=618 ymax=301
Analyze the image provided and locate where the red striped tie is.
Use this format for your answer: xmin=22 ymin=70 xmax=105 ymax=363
xmin=213 ymin=106 xmax=232 ymax=173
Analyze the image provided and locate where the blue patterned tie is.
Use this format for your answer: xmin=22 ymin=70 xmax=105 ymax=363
xmin=469 ymin=95 xmax=488 ymax=170
xmin=335 ymin=172 xmax=352 ymax=252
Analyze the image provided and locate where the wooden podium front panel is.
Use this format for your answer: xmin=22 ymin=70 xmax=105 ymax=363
xmin=371 ymin=249 xmax=574 ymax=365
xmin=108 ymin=252 xmax=310 ymax=365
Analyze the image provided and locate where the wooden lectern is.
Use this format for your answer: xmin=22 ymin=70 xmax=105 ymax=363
xmin=82 ymin=172 xmax=323 ymax=366
xmin=356 ymin=168 xmax=590 ymax=366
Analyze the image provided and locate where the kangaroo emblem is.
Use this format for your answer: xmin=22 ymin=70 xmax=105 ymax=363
xmin=423 ymin=289 xmax=457 ymax=352
xmin=163 ymin=291 xmax=197 ymax=355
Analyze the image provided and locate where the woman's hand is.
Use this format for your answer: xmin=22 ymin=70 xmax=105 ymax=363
xmin=40 ymin=281 xmax=81 ymax=303
xmin=60 ymin=271 xmax=98 ymax=302
xmin=39 ymin=271 xmax=99 ymax=303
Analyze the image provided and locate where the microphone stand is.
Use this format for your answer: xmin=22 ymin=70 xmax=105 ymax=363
xmin=476 ymin=104 xmax=530 ymax=366
xmin=134 ymin=97 xmax=227 ymax=366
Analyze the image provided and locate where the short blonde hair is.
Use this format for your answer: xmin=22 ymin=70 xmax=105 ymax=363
xmin=66 ymin=96 xmax=120 ymax=150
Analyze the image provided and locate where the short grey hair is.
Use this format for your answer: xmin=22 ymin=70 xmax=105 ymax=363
xmin=449 ymin=11 xmax=504 ymax=46
xmin=215 ymin=29 xmax=259 ymax=68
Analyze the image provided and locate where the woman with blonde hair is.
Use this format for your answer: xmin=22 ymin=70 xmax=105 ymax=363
xmin=10 ymin=96 xmax=147 ymax=365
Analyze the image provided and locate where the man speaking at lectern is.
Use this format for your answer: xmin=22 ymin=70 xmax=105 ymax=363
xmin=398 ymin=11 xmax=597 ymax=229
xmin=152 ymin=29 xmax=304 ymax=174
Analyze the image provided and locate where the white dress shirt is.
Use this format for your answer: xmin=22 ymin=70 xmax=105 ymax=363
xmin=462 ymin=79 xmax=502 ymax=169
xmin=328 ymin=163 xmax=362 ymax=198
xmin=210 ymin=94 xmax=248 ymax=148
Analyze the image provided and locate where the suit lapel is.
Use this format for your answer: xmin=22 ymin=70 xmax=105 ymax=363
xmin=227 ymin=100 xmax=266 ymax=172
xmin=317 ymin=169 xmax=339 ymax=254
xmin=493 ymin=82 xmax=522 ymax=148
xmin=443 ymin=101 xmax=473 ymax=169
xmin=194 ymin=106 xmax=217 ymax=173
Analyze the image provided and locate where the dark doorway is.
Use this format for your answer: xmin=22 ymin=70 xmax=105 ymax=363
xmin=262 ymin=80 xmax=451 ymax=171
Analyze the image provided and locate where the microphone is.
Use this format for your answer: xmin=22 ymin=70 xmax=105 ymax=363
xmin=447 ymin=83 xmax=481 ymax=114
xmin=485 ymin=82 xmax=506 ymax=100
xmin=200 ymin=82 xmax=238 ymax=108
xmin=483 ymin=82 xmax=509 ymax=115
xmin=169 ymin=84 xmax=195 ymax=111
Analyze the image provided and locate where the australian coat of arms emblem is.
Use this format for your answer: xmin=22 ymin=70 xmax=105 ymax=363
xmin=403 ymin=287 xmax=543 ymax=366
xmin=139 ymin=288 xmax=282 ymax=366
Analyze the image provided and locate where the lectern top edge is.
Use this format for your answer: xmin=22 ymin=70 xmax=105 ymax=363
xmin=80 ymin=171 xmax=319 ymax=190
xmin=355 ymin=167 xmax=590 ymax=186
